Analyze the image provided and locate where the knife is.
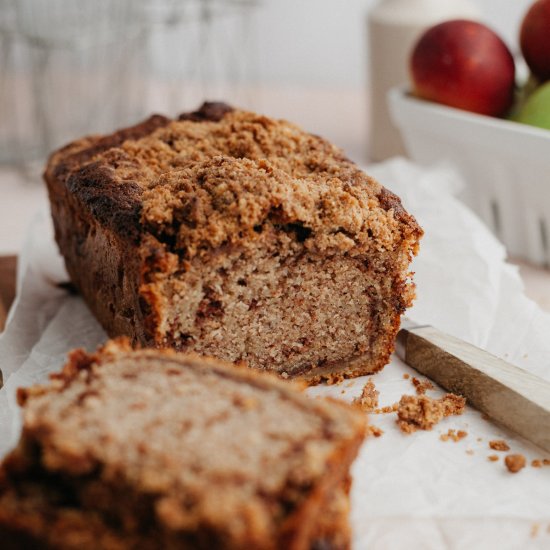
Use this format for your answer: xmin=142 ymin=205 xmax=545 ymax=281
xmin=396 ymin=318 xmax=550 ymax=453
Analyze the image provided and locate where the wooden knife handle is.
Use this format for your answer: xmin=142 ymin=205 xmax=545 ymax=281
xmin=396 ymin=323 xmax=550 ymax=453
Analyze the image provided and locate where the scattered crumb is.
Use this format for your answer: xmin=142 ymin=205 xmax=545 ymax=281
xmin=367 ymin=425 xmax=384 ymax=438
xmin=345 ymin=381 xmax=355 ymax=388
xmin=489 ymin=440 xmax=510 ymax=452
xmin=547 ymin=524 xmax=550 ymax=534
xmin=544 ymin=459 xmax=550 ymax=466
xmin=488 ymin=455 xmax=499 ymax=462
xmin=481 ymin=413 xmax=491 ymax=421
xmin=441 ymin=394 xmax=466 ymax=416
xmin=531 ymin=523 xmax=540 ymax=538
xmin=340 ymin=389 xmax=345 ymax=394
xmin=477 ymin=437 xmax=483 ymax=442
xmin=466 ymin=449 xmax=474 ymax=455
xmin=374 ymin=403 xmax=398 ymax=414
xmin=505 ymin=454 xmax=526 ymax=473
xmin=396 ymin=393 xmax=465 ymax=433
xmin=352 ymin=380 xmax=379 ymax=412
xmin=440 ymin=429 xmax=468 ymax=442
xmin=532 ymin=459 xmax=542 ymax=468
xmin=411 ymin=377 xmax=434 ymax=395
xmin=403 ymin=373 xmax=410 ymax=380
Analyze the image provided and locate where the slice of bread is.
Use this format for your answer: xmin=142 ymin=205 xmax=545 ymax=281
xmin=0 ymin=340 xmax=366 ymax=549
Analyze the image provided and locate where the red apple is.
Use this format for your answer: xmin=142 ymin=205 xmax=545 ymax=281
xmin=520 ymin=0 xmax=550 ymax=82
xmin=410 ymin=20 xmax=516 ymax=117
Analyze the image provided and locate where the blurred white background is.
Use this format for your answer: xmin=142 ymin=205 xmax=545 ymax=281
xmin=237 ymin=0 xmax=534 ymax=159
xmin=0 ymin=0 xmax=535 ymax=168
xmin=250 ymin=0 xmax=532 ymax=88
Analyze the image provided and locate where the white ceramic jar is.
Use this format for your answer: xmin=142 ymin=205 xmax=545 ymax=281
xmin=367 ymin=0 xmax=480 ymax=161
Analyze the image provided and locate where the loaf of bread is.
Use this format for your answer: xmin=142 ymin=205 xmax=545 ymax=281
xmin=0 ymin=340 xmax=365 ymax=549
xmin=45 ymin=102 xmax=422 ymax=382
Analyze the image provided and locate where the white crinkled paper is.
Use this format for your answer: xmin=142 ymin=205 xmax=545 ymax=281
xmin=1 ymin=158 xmax=550 ymax=549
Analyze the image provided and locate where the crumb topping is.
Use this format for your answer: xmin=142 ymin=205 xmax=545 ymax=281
xmin=140 ymin=154 xmax=403 ymax=259
xmin=396 ymin=393 xmax=465 ymax=433
xmin=67 ymin=107 xmax=420 ymax=257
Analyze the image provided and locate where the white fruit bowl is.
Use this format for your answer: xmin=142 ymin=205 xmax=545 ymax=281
xmin=388 ymin=86 xmax=550 ymax=266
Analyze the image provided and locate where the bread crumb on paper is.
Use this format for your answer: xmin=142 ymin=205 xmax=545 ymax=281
xmin=403 ymin=373 xmax=410 ymax=380
xmin=396 ymin=393 xmax=465 ymax=433
xmin=488 ymin=455 xmax=499 ymax=462
xmin=505 ymin=454 xmax=526 ymax=473
xmin=489 ymin=440 xmax=510 ymax=452
xmin=411 ymin=377 xmax=434 ymax=395
xmin=374 ymin=403 xmax=399 ymax=414
xmin=352 ymin=380 xmax=379 ymax=412
xmin=367 ymin=425 xmax=384 ymax=438
xmin=440 ymin=429 xmax=468 ymax=442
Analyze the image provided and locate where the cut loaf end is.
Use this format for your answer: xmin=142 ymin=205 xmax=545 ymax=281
xmin=45 ymin=102 xmax=422 ymax=382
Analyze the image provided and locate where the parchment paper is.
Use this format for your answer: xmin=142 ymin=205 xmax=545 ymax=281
xmin=1 ymin=158 xmax=549 ymax=549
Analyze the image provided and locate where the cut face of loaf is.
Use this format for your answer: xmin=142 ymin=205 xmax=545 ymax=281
xmin=0 ymin=340 xmax=366 ymax=549
xmin=44 ymin=102 xmax=422 ymax=382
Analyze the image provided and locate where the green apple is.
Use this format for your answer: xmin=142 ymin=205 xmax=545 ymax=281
xmin=513 ymin=81 xmax=550 ymax=130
